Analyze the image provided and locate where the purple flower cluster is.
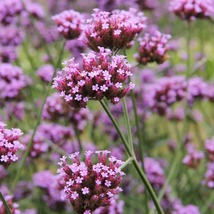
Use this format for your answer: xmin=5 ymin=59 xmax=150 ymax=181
xmin=134 ymin=31 xmax=171 ymax=65
xmin=33 ymin=170 xmax=66 ymax=210
xmin=169 ymin=0 xmax=214 ymax=21
xmin=42 ymin=93 xmax=92 ymax=131
xmin=172 ymin=204 xmax=201 ymax=214
xmin=82 ymin=8 xmax=146 ymax=52
xmin=0 ymin=25 xmax=24 ymax=46
xmin=0 ymin=193 xmax=20 ymax=214
xmin=36 ymin=64 xmax=54 ymax=83
xmin=53 ymin=48 xmax=134 ymax=108
xmin=0 ymin=43 xmax=17 ymax=63
xmin=143 ymin=76 xmax=186 ymax=115
xmin=0 ymin=122 xmax=23 ymax=166
xmin=205 ymin=136 xmax=214 ymax=162
xmin=202 ymin=163 xmax=214 ymax=188
xmin=52 ymin=9 xmax=84 ymax=40
xmin=182 ymin=144 xmax=204 ymax=168
xmin=0 ymin=63 xmax=30 ymax=100
xmin=21 ymin=123 xmax=74 ymax=158
xmin=57 ymin=150 xmax=124 ymax=214
xmin=144 ymin=157 xmax=166 ymax=190
xmin=0 ymin=0 xmax=23 ymax=25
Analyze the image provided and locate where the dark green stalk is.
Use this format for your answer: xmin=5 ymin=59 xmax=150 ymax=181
xmin=0 ymin=192 xmax=12 ymax=214
xmin=100 ymin=100 xmax=164 ymax=214
xmin=12 ymin=41 xmax=65 ymax=190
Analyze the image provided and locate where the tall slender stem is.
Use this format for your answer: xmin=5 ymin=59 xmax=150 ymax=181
xmin=100 ymin=100 xmax=164 ymax=214
xmin=0 ymin=192 xmax=12 ymax=214
xmin=12 ymin=41 xmax=65 ymax=190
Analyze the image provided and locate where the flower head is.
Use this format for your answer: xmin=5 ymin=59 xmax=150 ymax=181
xmin=0 ymin=122 xmax=24 ymax=166
xmin=53 ymin=48 xmax=134 ymax=108
xmin=82 ymin=8 xmax=146 ymax=52
xmin=134 ymin=31 xmax=171 ymax=65
xmin=57 ymin=150 xmax=125 ymax=213
xmin=205 ymin=136 xmax=214 ymax=161
xmin=169 ymin=0 xmax=214 ymax=21
xmin=52 ymin=9 xmax=85 ymax=40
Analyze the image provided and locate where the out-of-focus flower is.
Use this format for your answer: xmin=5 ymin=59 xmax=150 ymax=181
xmin=169 ymin=0 xmax=214 ymax=21
xmin=36 ymin=64 xmax=54 ymax=83
xmin=52 ymin=9 xmax=85 ymax=40
xmin=0 ymin=0 xmax=23 ymax=25
xmin=0 ymin=63 xmax=30 ymax=100
xmin=53 ymin=48 xmax=134 ymax=108
xmin=0 ymin=46 xmax=17 ymax=63
xmin=182 ymin=144 xmax=204 ymax=168
xmin=205 ymin=137 xmax=214 ymax=161
xmin=172 ymin=204 xmax=201 ymax=214
xmin=202 ymin=163 xmax=214 ymax=189
xmin=144 ymin=157 xmax=165 ymax=190
xmin=0 ymin=193 xmax=21 ymax=214
xmin=0 ymin=122 xmax=24 ymax=166
xmin=82 ymin=8 xmax=146 ymax=52
xmin=0 ymin=26 xmax=24 ymax=46
xmin=57 ymin=150 xmax=125 ymax=214
xmin=134 ymin=31 xmax=171 ymax=65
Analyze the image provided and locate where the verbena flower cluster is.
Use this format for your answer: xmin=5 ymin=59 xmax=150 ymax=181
xmin=0 ymin=25 xmax=24 ymax=46
xmin=169 ymin=0 xmax=214 ymax=21
xmin=0 ymin=122 xmax=24 ymax=166
xmin=202 ymin=163 xmax=214 ymax=188
xmin=134 ymin=31 xmax=171 ymax=65
xmin=53 ymin=47 xmax=134 ymax=108
xmin=205 ymin=136 xmax=214 ymax=161
xmin=82 ymin=8 xmax=146 ymax=52
xmin=52 ymin=9 xmax=84 ymax=40
xmin=0 ymin=63 xmax=30 ymax=100
xmin=182 ymin=144 xmax=204 ymax=168
xmin=36 ymin=64 xmax=54 ymax=83
xmin=57 ymin=150 xmax=124 ymax=214
xmin=0 ymin=0 xmax=23 ymax=25
xmin=0 ymin=193 xmax=21 ymax=214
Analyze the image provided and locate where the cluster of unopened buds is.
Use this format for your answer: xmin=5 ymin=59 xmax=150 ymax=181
xmin=82 ymin=8 xmax=146 ymax=52
xmin=134 ymin=31 xmax=171 ymax=65
xmin=169 ymin=0 xmax=214 ymax=21
xmin=57 ymin=150 xmax=125 ymax=214
xmin=0 ymin=122 xmax=24 ymax=166
xmin=53 ymin=47 xmax=134 ymax=108
xmin=52 ymin=9 xmax=84 ymax=40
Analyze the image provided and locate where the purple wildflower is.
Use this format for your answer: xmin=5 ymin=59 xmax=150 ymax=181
xmin=36 ymin=64 xmax=54 ymax=83
xmin=57 ymin=150 xmax=125 ymax=213
xmin=82 ymin=8 xmax=146 ymax=52
xmin=202 ymin=163 xmax=214 ymax=188
xmin=134 ymin=31 xmax=171 ymax=65
xmin=0 ymin=122 xmax=24 ymax=166
xmin=169 ymin=0 xmax=214 ymax=21
xmin=205 ymin=136 xmax=214 ymax=161
xmin=172 ymin=204 xmax=201 ymax=214
xmin=52 ymin=9 xmax=85 ymax=40
xmin=0 ymin=46 xmax=17 ymax=63
xmin=53 ymin=48 xmax=134 ymax=108
xmin=0 ymin=193 xmax=20 ymax=214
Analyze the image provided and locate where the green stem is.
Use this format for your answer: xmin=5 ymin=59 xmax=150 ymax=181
xmin=122 ymin=97 xmax=134 ymax=154
xmin=120 ymin=157 xmax=134 ymax=170
xmin=100 ymin=100 xmax=164 ymax=214
xmin=0 ymin=192 xmax=12 ymax=214
xmin=12 ymin=41 xmax=65 ymax=190
xmin=201 ymin=190 xmax=214 ymax=213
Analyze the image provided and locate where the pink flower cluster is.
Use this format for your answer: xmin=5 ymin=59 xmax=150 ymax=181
xmin=205 ymin=136 xmax=214 ymax=161
xmin=0 ymin=122 xmax=24 ymax=166
xmin=53 ymin=48 xmax=134 ymax=108
xmin=169 ymin=0 xmax=214 ymax=21
xmin=0 ymin=63 xmax=30 ymax=100
xmin=52 ymin=9 xmax=84 ymax=40
xmin=134 ymin=31 xmax=171 ymax=65
xmin=57 ymin=150 xmax=124 ymax=214
xmin=144 ymin=157 xmax=166 ymax=190
xmin=36 ymin=64 xmax=54 ymax=83
xmin=182 ymin=144 xmax=204 ymax=168
xmin=82 ymin=8 xmax=146 ymax=52
xmin=0 ymin=0 xmax=23 ymax=25
xmin=0 ymin=26 xmax=24 ymax=46
xmin=0 ymin=194 xmax=20 ymax=214
xmin=202 ymin=163 xmax=214 ymax=188
xmin=172 ymin=204 xmax=201 ymax=214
